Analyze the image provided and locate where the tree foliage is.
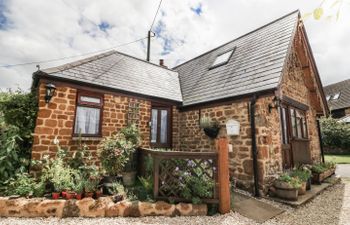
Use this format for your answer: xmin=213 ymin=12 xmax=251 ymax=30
xmin=303 ymin=0 xmax=348 ymax=21
xmin=0 ymin=90 xmax=38 ymax=184
xmin=320 ymin=116 xmax=350 ymax=150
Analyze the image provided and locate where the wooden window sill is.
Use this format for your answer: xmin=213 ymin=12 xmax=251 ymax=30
xmin=72 ymin=136 xmax=103 ymax=141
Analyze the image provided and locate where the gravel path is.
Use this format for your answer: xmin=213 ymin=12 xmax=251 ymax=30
xmin=0 ymin=182 xmax=347 ymax=225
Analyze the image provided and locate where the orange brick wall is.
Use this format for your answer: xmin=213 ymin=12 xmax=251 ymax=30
xmin=32 ymin=82 xmax=156 ymax=164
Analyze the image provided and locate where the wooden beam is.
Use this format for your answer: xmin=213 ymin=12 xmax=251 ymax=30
xmin=217 ymin=138 xmax=231 ymax=214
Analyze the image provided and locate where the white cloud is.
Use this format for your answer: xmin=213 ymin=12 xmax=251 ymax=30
xmin=0 ymin=0 xmax=349 ymax=91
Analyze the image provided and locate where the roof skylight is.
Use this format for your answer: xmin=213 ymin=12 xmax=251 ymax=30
xmin=332 ymin=92 xmax=341 ymax=100
xmin=211 ymin=49 xmax=234 ymax=68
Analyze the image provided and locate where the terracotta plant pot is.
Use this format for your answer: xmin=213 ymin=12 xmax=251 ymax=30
xmin=61 ymin=191 xmax=67 ymax=198
xmin=84 ymin=192 xmax=94 ymax=198
xmin=66 ymin=192 xmax=76 ymax=200
xmin=52 ymin=192 xmax=60 ymax=199
xmin=298 ymin=182 xmax=307 ymax=195
xmin=76 ymin=193 xmax=83 ymax=200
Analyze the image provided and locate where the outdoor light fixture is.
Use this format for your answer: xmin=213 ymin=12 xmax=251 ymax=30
xmin=268 ymin=96 xmax=280 ymax=113
xmin=45 ymin=83 xmax=56 ymax=103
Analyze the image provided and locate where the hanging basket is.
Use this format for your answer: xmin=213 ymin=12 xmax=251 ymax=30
xmin=203 ymin=126 xmax=220 ymax=139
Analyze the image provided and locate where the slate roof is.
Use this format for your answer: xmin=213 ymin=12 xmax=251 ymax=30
xmin=39 ymin=51 xmax=183 ymax=102
xmin=173 ymin=10 xmax=299 ymax=106
xmin=35 ymin=11 xmax=302 ymax=106
xmin=323 ymin=79 xmax=350 ymax=110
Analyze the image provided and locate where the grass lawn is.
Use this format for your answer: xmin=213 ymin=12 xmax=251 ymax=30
xmin=325 ymin=154 xmax=350 ymax=164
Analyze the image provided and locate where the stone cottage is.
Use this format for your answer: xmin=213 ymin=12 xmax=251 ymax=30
xmin=324 ymin=78 xmax=350 ymax=119
xmin=31 ymin=10 xmax=328 ymax=195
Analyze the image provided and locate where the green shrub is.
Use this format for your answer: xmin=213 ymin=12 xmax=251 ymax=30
xmin=0 ymin=90 xmax=38 ymax=184
xmin=179 ymin=165 xmax=215 ymax=204
xmin=290 ymin=168 xmax=311 ymax=182
xmin=278 ymin=173 xmax=302 ymax=188
xmin=138 ymin=176 xmax=153 ymax=196
xmin=108 ymin=182 xmax=125 ymax=195
xmin=4 ymin=173 xmax=44 ymax=197
xmin=98 ymin=124 xmax=140 ymax=175
xmin=320 ymin=116 xmax=350 ymax=150
xmin=311 ymin=163 xmax=327 ymax=174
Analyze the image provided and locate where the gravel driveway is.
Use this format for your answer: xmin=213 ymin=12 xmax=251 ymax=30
xmin=336 ymin=164 xmax=350 ymax=178
xmin=0 ymin=182 xmax=347 ymax=225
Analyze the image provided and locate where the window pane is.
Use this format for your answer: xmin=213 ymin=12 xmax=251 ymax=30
xmin=160 ymin=110 xmax=168 ymax=144
xmin=296 ymin=110 xmax=303 ymax=138
xmin=302 ymin=117 xmax=308 ymax=138
xmin=212 ymin=50 xmax=233 ymax=67
xmin=151 ymin=109 xmax=158 ymax=143
xmin=74 ymin=106 xmax=100 ymax=135
xmin=332 ymin=93 xmax=340 ymax=100
xmin=80 ymin=96 xmax=101 ymax=104
xmin=281 ymin=108 xmax=288 ymax=144
xmin=290 ymin=109 xmax=296 ymax=137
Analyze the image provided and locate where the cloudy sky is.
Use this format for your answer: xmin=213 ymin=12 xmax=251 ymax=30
xmin=0 ymin=0 xmax=349 ymax=91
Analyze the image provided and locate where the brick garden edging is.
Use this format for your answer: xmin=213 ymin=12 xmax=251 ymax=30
xmin=0 ymin=197 xmax=207 ymax=218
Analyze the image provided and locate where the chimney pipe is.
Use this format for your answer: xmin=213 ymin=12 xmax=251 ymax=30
xmin=159 ymin=59 xmax=164 ymax=66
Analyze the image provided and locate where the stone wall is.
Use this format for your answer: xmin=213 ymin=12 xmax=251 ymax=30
xmin=174 ymin=96 xmax=282 ymax=193
xmin=32 ymin=82 xmax=168 ymax=163
xmin=279 ymin=48 xmax=322 ymax=163
xmin=0 ymin=197 xmax=207 ymax=218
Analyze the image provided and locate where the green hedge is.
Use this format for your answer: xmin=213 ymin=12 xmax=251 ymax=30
xmin=320 ymin=116 xmax=350 ymax=152
xmin=0 ymin=90 xmax=38 ymax=185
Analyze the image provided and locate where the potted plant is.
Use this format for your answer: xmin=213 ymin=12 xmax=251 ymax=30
xmin=74 ymin=180 xmax=85 ymax=200
xmin=108 ymin=182 xmax=125 ymax=203
xmin=290 ymin=168 xmax=311 ymax=195
xmin=84 ymin=179 xmax=99 ymax=198
xmin=274 ymin=173 xmax=302 ymax=201
xmin=98 ymin=124 xmax=140 ymax=187
xmin=200 ymin=116 xmax=220 ymax=139
xmin=311 ymin=162 xmax=336 ymax=184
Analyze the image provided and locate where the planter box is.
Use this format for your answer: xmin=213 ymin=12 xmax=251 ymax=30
xmin=312 ymin=168 xmax=335 ymax=184
xmin=274 ymin=181 xmax=299 ymax=201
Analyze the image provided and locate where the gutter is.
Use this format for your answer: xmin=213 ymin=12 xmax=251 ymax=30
xmin=249 ymin=94 xmax=260 ymax=197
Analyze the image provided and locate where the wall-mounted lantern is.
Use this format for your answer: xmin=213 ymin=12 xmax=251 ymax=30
xmin=268 ymin=96 xmax=280 ymax=113
xmin=45 ymin=83 xmax=56 ymax=103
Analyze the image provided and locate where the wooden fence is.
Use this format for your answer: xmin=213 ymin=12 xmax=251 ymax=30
xmin=138 ymin=148 xmax=219 ymax=204
xmin=137 ymin=138 xmax=230 ymax=213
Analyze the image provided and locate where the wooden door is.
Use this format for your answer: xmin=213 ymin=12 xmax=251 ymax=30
xmin=150 ymin=106 xmax=171 ymax=148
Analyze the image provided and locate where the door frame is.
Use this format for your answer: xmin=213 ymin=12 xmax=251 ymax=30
xmin=280 ymin=99 xmax=311 ymax=169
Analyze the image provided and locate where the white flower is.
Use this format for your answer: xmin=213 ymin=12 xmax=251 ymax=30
xmin=53 ymin=137 xmax=60 ymax=145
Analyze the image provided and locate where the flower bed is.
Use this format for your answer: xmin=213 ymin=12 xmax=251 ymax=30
xmin=0 ymin=197 xmax=207 ymax=218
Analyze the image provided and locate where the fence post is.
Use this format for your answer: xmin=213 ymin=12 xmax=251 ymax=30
xmin=217 ymin=138 xmax=231 ymax=214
